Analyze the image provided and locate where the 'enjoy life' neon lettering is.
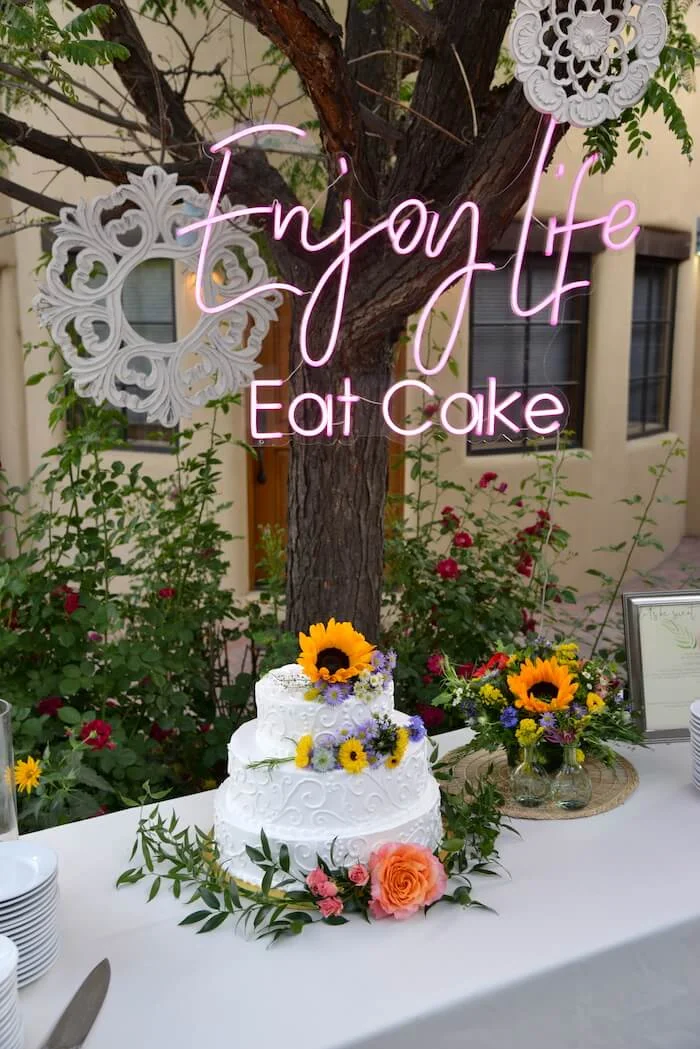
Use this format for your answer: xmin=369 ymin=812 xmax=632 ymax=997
xmin=177 ymin=117 xmax=640 ymax=441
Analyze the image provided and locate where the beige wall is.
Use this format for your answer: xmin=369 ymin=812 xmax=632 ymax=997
xmin=1 ymin=11 xmax=700 ymax=598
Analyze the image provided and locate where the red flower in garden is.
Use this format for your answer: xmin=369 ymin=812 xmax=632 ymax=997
xmin=514 ymin=499 xmax=524 ymax=508
xmin=496 ymin=482 xmax=508 ymax=493
xmin=79 ymin=719 xmax=116 ymax=751
xmin=457 ymin=663 xmax=474 ymax=679
xmin=198 ymin=722 xmax=213 ymax=734
xmin=415 ymin=703 xmax=446 ymax=730
xmin=149 ymin=722 xmax=174 ymax=744
xmin=36 ymin=696 xmax=64 ymax=717
xmin=521 ymin=609 xmax=537 ymax=634
xmin=453 ymin=531 xmax=473 ymax=549
xmin=426 ymin=652 xmax=444 ymax=675
xmin=473 ymin=652 xmax=510 ymax=679
xmin=478 ymin=472 xmax=498 ymax=489
xmin=537 ymin=510 xmax=551 ymax=521
xmin=440 ymin=507 xmax=460 ymax=530
xmin=423 ymin=402 xmax=440 ymax=418
xmin=516 ymin=554 xmax=534 ymax=578
xmin=436 ymin=558 xmax=460 ymax=580
xmin=63 ymin=589 xmax=80 ymax=616
xmin=422 ymin=674 xmax=433 ymax=686
xmin=158 ymin=587 xmax=176 ymax=599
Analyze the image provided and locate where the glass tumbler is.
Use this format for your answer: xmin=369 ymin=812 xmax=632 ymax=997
xmin=0 ymin=700 xmax=18 ymax=841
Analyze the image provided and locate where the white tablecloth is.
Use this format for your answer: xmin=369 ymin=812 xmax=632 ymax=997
xmin=16 ymin=732 xmax=700 ymax=1049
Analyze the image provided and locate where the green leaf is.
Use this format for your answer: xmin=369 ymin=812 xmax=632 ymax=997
xmin=178 ymin=910 xmax=211 ymax=926
xmin=278 ymin=843 xmax=290 ymax=873
xmin=57 ymin=706 xmax=82 ymax=726
xmin=198 ymin=888 xmax=220 ymax=911
xmin=148 ymin=877 xmax=161 ymax=902
xmin=197 ymin=912 xmax=229 ymax=934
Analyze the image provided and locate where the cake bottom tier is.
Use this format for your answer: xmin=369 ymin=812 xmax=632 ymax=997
xmin=213 ymin=776 xmax=443 ymax=886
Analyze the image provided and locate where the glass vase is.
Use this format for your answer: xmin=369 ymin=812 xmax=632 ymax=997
xmin=551 ymin=744 xmax=592 ymax=811
xmin=0 ymin=700 xmax=18 ymax=841
xmin=510 ymin=743 xmax=550 ymax=808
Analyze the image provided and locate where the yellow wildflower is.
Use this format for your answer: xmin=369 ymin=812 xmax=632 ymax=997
xmin=304 ymin=688 xmax=321 ymax=702
xmin=554 ymin=642 xmax=578 ymax=662
xmin=576 ymin=749 xmax=585 ymax=765
xmin=338 ymin=737 xmax=368 ymax=774
xmin=479 ymin=684 xmax=506 ymax=706
xmin=295 ymin=735 xmax=314 ymax=768
xmin=515 ymin=718 xmax=543 ymax=747
xmin=586 ymin=693 xmax=606 ymax=714
xmin=386 ymin=726 xmax=409 ymax=769
xmin=14 ymin=756 xmax=41 ymax=795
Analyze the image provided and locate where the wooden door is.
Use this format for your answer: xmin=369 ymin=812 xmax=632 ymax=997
xmin=247 ymin=303 xmax=405 ymax=588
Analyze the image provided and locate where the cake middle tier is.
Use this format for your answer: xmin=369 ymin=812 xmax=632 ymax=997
xmin=228 ymin=717 xmax=429 ymax=830
xmin=255 ymin=664 xmax=394 ymax=758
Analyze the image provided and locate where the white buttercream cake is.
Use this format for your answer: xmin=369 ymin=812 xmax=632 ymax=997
xmin=214 ymin=660 xmax=442 ymax=884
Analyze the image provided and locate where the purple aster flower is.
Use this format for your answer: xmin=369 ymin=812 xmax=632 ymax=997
xmin=370 ymin=650 xmax=386 ymax=672
xmin=500 ymin=706 xmax=519 ymax=728
xmin=323 ymin=683 xmax=351 ymax=706
xmin=408 ymin=715 xmax=427 ymax=742
xmin=460 ymin=700 xmax=477 ymax=724
xmin=571 ymin=703 xmax=587 ymax=719
xmin=539 ymin=712 xmax=557 ymax=729
xmin=385 ymin=649 xmax=397 ymax=671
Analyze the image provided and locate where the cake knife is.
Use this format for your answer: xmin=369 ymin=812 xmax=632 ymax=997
xmin=38 ymin=958 xmax=111 ymax=1049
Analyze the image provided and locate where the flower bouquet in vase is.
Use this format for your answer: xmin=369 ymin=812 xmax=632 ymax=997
xmin=436 ymin=640 xmax=643 ymax=808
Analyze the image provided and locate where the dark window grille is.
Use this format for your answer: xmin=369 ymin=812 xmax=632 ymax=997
xmin=627 ymin=258 xmax=676 ymax=439
xmin=468 ymin=253 xmax=589 ymax=454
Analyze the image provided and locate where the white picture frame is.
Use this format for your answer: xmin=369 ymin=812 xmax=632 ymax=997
xmin=622 ymin=590 xmax=700 ymax=740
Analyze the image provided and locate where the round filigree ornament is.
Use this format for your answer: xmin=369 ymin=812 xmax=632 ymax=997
xmin=34 ymin=167 xmax=282 ymax=427
xmin=510 ymin=0 xmax=668 ymax=128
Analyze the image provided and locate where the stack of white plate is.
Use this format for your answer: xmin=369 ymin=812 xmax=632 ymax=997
xmin=690 ymin=701 xmax=700 ymax=791
xmin=0 ymin=934 xmax=22 ymax=1048
xmin=0 ymin=842 xmax=59 ymax=987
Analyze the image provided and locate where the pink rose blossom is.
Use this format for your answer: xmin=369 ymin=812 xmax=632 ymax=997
xmin=317 ymin=896 xmax=344 ymax=918
xmin=348 ymin=864 xmax=370 ymax=887
xmin=426 ymin=652 xmax=444 ymax=675
xmin=306 ymin=867 xmax=330 ymax=896
xmin=318 ymin=879 xmax=339 ymax=898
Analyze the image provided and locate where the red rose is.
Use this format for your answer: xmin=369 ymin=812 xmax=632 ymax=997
xmin=457 ymin=662 xmax=474 ymax=679
xmin=149 ymin=722 xmax=174 ymax=743
xmin=63 ymin=590 xmax=80 ymax=616
xmin=440 ymin=507 xmax=460 ymax=530
xmin=158 ymin=587 xmax=176 ymax=599
xmin=521 ymin=609 xmax=537 ymax=634
xmin=478 ymin=472 xmax=498 ymax=488
xmin=423 ymin=402 xmax=439 ymax=418
xmin=36 ymin=696 xmax=64 ymax=717
xmin=514 ymin=499 xmax=524 ymax=508
xmin=516 ymin=554 xmax=534 ymax=578
xmin=436 ymin=558 xmax=460 ymax=580
xmin=496 ymin=482 xmax=508 ymax=493
xmin=415 ymin=703 xmax=446 ymax=730
xmin=537 ymin=509 xmax=551 ymax=521
xmin=426 ymin=652 xmax=444 ymax=675
xmin=198 ymin=722 xmax=213 ymax=734
xmin=453 ymin=531 xmax=473 ymax=549
xmin=79 ymin=719 xmax=116 ymax=751
xmin=422 ymin=673 xmax=433 ymax=686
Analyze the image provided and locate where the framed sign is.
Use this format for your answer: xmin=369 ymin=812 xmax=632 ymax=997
xmin=623 ymin=590 xmax=700 ymax=740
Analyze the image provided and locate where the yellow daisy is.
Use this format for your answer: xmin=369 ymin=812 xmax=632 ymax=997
xmin=508 ymin=657 xmax=577 ymax=714
xmin=338 ymin=737 xmax=368 ymax=774
xmin=515 ymin=718 xmax=543 ymax=747
xmin=480 ymin=684 xmax=506 ymax=706
xmin=297 ymin=619 xmax=375 ymax=684
xmin=586 ymin=693 xmax=606 ymax=714
xmin=14 ymin=756 xmax=41 ymax=794
xmin=576 ymin=749 xmax=586 ymax=764
xmin=295 ymin=735 xmax=313 ymax=769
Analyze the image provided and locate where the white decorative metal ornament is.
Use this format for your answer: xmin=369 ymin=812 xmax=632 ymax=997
xmin=510 ymin=0 xmax=668 ymax=128
xmin=34 ymin=167 xmax=281 ymax=427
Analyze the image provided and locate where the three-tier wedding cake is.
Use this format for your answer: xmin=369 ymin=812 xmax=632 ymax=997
xmin=214 ymin=619 xmax=442 ymax=884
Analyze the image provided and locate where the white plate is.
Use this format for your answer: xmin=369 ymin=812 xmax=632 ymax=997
xmin=16 ymin=931 xmax=59 ymax=970
xmin=0 ymin=1006 xmax=21 ymax=1040
xmin=10 ymin=919 xmax=59 ymax=953
xmin=17 ymin=939 xmax=60 ymax=987
xmin=0 ymin=937 xmax=18 ymax=987
xmin=0 ymin=873 xmax=57 ymax=916
xmin=0 ymin=893 xmax=59 ymax=936
xmin=0 ymin=843 xmax=57 ymax=904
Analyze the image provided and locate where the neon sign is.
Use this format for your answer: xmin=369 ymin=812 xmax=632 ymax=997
xmin=178 ymin=117 xmax=640 ymax=441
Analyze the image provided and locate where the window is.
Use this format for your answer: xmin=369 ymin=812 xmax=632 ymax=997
xmin=628 ymin=258 xmax=676 ymax=439
xmin=120 ymin=258 xmax=177 ymax=449
xmin=468 ymin=254 xmax=589 ymax=453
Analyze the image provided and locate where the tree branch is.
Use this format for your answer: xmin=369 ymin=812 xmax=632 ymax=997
xmin=0 ymin=175 xmax=70 ymax=216
xmin=386 ymin=0 xmax=438 ymax=43
xmin=0 ymin=62 xmax=147 ymax=134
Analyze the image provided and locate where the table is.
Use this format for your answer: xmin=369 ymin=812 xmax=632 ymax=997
xmin=17 ymin=731 xmax=700 ymax=1049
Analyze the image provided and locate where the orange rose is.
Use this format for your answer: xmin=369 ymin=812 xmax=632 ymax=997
xmin=368 ymin=842 xmax=447 ymax=920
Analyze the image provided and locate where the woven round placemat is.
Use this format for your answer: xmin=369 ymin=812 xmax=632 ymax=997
xmin=442 ymin=747 xmax=639 ymax=820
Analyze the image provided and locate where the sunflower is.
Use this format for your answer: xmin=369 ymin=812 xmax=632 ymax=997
xmin=14 ymin=756 xmax=41 ymax=794
xmin=297 ymin=619 xmax=375 ymax=684
xmin=295 ymin=735 xmax=314 ymax=769
xmin=338 ymin=737 xmax=368 ymax=774
xmin=507 ymin=657 xmax=577 ymax=714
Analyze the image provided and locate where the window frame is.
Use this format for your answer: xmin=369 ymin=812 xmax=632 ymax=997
xmin=627 ymin=256 xmax=677 ymax=441
xmin=467 ymin=252 xmax=590 ymax=455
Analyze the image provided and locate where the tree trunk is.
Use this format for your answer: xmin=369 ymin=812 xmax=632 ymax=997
xmin=285 ymin=306 xmax=396 ymax=639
